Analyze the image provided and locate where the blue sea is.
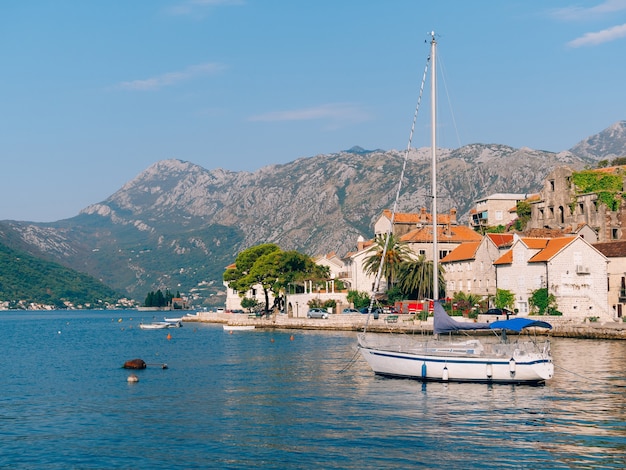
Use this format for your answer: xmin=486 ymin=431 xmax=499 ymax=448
xmin=2 ymin=310 xmax=625 ymax=469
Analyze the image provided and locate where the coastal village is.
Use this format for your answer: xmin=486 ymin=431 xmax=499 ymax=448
xmin=222 ymin=164 xmax=626 ymax=332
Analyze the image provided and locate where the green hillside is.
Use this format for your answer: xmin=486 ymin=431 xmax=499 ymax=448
xmin=0 ymin=242 xmax=123 ymax=309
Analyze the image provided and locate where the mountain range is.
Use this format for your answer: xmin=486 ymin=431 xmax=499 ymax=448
xmin=1 ymin=120 xmax=624 ymax=307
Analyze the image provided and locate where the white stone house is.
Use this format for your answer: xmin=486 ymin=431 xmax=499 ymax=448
xmin=441 ymin=233 xmax=514 ymax=300
xmin=494 ymin=236 xmax=609 ymax=320
xmin=341 ymin=236 xmax=378 ymax=294
xmin=592 ymin=240 xmax=626 ymax=320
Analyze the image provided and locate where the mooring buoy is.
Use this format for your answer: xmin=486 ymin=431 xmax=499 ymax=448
xmin=123 ymin=358 xmax=147 ymax=369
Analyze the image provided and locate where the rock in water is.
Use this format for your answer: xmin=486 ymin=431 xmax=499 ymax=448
xmin=123 ymin=358 xmax=146 ymax=369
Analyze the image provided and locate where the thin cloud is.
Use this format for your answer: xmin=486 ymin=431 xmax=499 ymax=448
xmin=117 ymin=62 xmax=226 ymax=91
xmin=167 ymin=0 xmax=244 ymax=17
xmin=568 ymin=23 xmax=626 ymax=47
xmin=551 ymin=0 xmax=626 ymax=21
xmin=249 ymin=103 xmax=372 ymax=128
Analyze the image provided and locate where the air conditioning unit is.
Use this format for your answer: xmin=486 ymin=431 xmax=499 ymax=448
xmin=576 ymin=265 xmax=590 ymax=274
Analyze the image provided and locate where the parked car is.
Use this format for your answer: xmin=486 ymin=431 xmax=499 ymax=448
xmin=359 ymin=307 xmax=383 ymax=314
xmin=484 ymin=308 xmax=514 ymax=316
xmin=307 ymin=308 xmax=329 ymax=319
xmin=342 ymin=308 xmax=359 ymax=314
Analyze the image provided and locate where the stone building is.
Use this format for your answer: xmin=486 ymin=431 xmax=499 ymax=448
xmin=469 ymin=193 xmax=529 ymax=230
xmin=494 ymin=236 xmax=609 ymax=320
xmin=527 ymin=165 xmax=626 ymax=242
xmin=441 ymin=233 xmax=514 ymax=299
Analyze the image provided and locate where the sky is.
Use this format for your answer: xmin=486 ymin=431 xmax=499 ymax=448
xmin=1 ymin=0 xmax=625 ymax=222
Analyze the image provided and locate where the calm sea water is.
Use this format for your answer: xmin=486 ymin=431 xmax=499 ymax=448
xmin=1 ymin=310 xmax=625 ymax=469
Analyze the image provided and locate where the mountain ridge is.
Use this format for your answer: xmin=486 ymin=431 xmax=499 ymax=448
xmin=0 ymin=121 xmax=624 ymax=307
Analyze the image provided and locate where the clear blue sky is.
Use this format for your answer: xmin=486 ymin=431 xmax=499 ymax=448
xmin=1 ymin=1 xmax=625 ymax=222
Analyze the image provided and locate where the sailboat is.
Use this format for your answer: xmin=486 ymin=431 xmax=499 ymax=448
xmin=357 ymin=32 xmax=554 ymax=384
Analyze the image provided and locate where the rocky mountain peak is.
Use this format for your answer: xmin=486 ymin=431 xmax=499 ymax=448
xmin=570 ymin=120 xmax=626 ymax=160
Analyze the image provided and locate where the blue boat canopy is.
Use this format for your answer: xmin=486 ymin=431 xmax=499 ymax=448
xmin=433 ymin=302 xmax=552 ymax=335
xmin=433 ymin=302 xmax=491 ymax=335
xmin=489 ymin=317 xmax=552 ymax=332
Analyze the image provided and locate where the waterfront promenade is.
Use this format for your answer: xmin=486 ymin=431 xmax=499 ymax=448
xmin=186 ymin=311 xmax=626 ymax=339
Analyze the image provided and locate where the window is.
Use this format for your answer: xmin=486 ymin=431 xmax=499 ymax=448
xmin=539 ymin=208 xmax=544 ymax=218
xmin=439 ymin=250 xmax=449 ymax=259
xmin=495 ymin=210 xmax=503 ymax=221
xmin=612 ymin=228 xmax=620 ymax=239
xmin=549 ymin=207 xmax=554 ymax=217
xmin=419 ymin=249 xmax=426 ymax=256
xmin=579 ymin=202 xmax=584 ymax=214
xmin=549 ymin=180 xmax=555 ymax=191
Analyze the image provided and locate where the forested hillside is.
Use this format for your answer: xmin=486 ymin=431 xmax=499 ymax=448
xmin=0 ymin=242 xmax=124 ymax=309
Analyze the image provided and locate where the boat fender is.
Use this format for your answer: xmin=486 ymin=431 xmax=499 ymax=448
xmin=486 ymin=363 xmax=493 ymax=379
xmin=442 ymin=365 xmax=449 ymax=382
xmin=421 ymin=362 xmax=427 ymax=378
xmin=509 ymin=358 xmax=516 ymax=377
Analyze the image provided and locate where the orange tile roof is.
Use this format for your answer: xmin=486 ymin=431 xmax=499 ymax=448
xmin=494 ymin=250 xmax=513 ymax=265
xmin=400 ymin=225 xmax=482 ymax=243
xmin=486 ymin=233 xmax=514 ymax=248
xmin=528 ymin=237 xmax=575 ymax=262
xmin=381 ymin=209 xmax=456 ymax=225
xmin=521 ymin=238 xmax=550 ymax=249
xmin=381 ymin=210 xmax=421 ymax=223
xmin=440 ymin=242 xmax=480 ymax=263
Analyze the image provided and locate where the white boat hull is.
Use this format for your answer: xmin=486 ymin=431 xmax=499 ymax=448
xmin=139 ymin=322 xmax=170 ymax=330
xmin=358 ymin=335 xmax=553 ymax=384
xmin=223 ymin=325 xmax=256 ymax=331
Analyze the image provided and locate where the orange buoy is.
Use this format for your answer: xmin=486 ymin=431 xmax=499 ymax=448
xmin=166 ymin=333 xmax=172 ymax=340
xmin=290 ymin=335 xmax=294 ymax=341
xmin=127 ymin=374 xmax=139 ymax=383
xmin=270 ymin=338 xmax=275 ymax=343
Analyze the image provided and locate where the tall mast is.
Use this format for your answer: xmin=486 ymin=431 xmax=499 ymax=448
xmin=430 ymin=31 xmax=438 ymax=301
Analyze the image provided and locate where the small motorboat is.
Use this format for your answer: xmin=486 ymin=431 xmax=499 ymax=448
xmin=139 ymin=322 xmax=171 ymax=330
xmin=223 ymin=325 xmax=256 ymax=331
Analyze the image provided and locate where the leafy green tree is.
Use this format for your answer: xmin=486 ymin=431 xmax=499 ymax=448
xmin=224 ymin=244 xmax=328 ymax=313
xmin=528 ymin=288 xmax=559 ymax=315
xmin=347 ymin=290 xmax=370 ymax=309
xmin=386 ymin=285 xmax=405 ymax=304
xmin=494 ymin=288 xmax=515 ymax=310
xmin=241 ymin=297 xmax=259 ymax=312
xmin=515 ymin=201 xmax=532 ymax=231
xmin=363 ymin=233 xmax=411 ymax=290
xmin=397 ymin=255 xmax=446 ymax=299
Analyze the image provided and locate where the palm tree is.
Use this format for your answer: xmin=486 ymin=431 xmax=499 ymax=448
xmin=397 ymin=255 xmax=446 ymax=299
xmin=363 ymin=233 xmax=411 ymax=291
